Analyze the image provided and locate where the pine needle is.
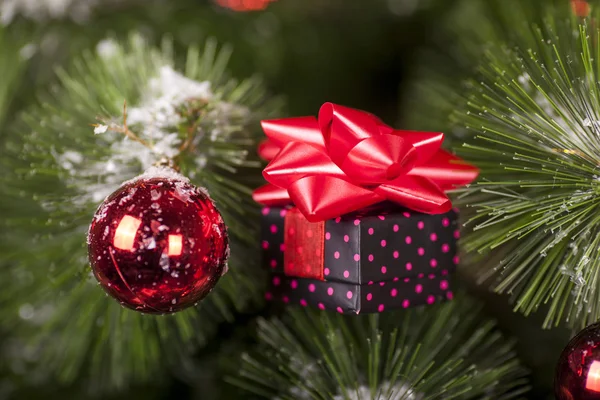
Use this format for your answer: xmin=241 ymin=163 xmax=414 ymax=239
xmin=229 ymin=293 xmax=530 ymax=399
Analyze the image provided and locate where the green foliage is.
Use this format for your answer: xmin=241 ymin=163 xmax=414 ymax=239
xmin=0 ymin=34 xmax=280 ymax=391
xmin=231 ymin=293 xmax=529 ymax=399
xmin=0 ymin=26 xmax=29 ymax=134
xmin=401 ymin=0 xmax=551 ymax=132
xmin=447 ymin=2 xmax=600 ymax=328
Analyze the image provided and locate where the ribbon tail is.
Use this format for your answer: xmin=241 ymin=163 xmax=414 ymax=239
xmin=375 ymin=176 xmax=452 ymax=214
xmin=263 ymin=142 xmax=347 ymax=188
xmin=409 ymin=149 xmax=479 ymax=191
xmin=288 ymin=176 xmax=384 ymax=222
xmin=252 ymin=184 xmax=291 ymax=206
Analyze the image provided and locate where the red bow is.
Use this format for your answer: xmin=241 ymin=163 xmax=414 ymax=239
xmin=253 ymin=103 xmax=478 ymax=222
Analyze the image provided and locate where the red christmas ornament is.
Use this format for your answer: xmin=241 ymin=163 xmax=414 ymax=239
xmin=555 ymin=322 xmax=600 ymax=399
xmin=87 ymin=169 xmax=229 ymax=314
xmin=215 ymin=0 xmax=277 ymax=12
xmin=572 ymin=0 xmax=591 ymax=17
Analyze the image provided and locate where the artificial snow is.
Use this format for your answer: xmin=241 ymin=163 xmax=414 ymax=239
xmin=126 ymin=65 xmax=213 ymax=142
xmin=55 ymin=57 xmax=247 ymax=209
xmin=122 ymin=166 xmax=189 ymax=186
xmin=0 ymin=0 xmax=104 ymax=24
xmin=94 ymin=124 xmax=108 ymax=134
xmin=332 ymin=382 xmax=419 ymax=400
xmin=96 ymin=39 xmax=119 ymax=58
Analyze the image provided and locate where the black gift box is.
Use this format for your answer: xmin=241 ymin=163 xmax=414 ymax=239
xmin=262 ymin=206 xmax=459 ymax=282
xmin=261 ymin=205 xmax=459 ymax=313
xmin=266 ymin=272 xmax=453 ymax=314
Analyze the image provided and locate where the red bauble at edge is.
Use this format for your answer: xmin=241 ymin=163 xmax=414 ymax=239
xmin=556 ymin=322 xmax=600 ymax=400
xmin=88 ymin=171 xmax=229 ymax=314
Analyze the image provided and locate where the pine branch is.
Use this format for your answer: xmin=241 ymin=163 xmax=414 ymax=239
xmin=0 ymin=34 xmax=282 ymax=391
xmin=0 ymin=25 xmax=29 ymax=134
xmin=230 ymin=293 xmax=529 ymax=400
xmin=444 ymin=2 xmax=600 ymax=328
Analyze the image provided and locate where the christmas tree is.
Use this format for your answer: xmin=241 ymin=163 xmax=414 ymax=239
xmin=1 ymin=0 xmax=597 ymax=399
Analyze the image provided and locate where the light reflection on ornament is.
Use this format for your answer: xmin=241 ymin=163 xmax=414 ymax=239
xmin=168 ymin=234 xmax=183 ymax=256
xmin=113 ymin=215 xmax=141 ymax=251
xmin=587 ymin=361 xmax=600 ymax=392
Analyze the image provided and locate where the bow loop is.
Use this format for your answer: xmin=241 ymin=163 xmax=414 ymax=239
xmin=253 ymin=103 xmax=478 ymax=221
xmin=261 ymin=117 xmax=325 ymax=151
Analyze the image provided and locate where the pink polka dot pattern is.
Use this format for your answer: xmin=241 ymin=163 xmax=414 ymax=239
xmin=261 ymin=207 xmax=459 ymax=313
xmin=268 ymin=273 xmax=453 ymax=314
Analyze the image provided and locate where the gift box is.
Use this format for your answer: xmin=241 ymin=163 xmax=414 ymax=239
xmin=262 ymin=206 xmax=458 ymax=283
xmin=266 ymin=273 xmax=454 ymax=314
xmin=253 ymin=102 xmax=478 ymax=314
xmin=261 ymin=206 xmax=458 ymax=313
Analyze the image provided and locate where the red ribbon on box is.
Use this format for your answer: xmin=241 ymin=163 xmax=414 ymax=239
xmin=253 ymin=102 xmax=478 ymax=223
xmin=283 ymin=207 xmax=325 ymax=280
